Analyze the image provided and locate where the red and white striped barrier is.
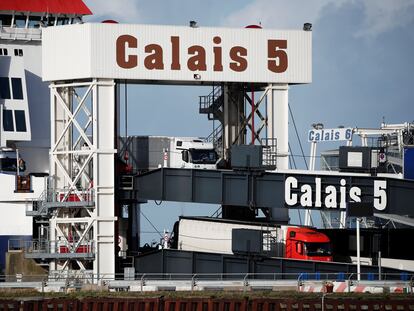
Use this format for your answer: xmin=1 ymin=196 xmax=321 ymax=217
xmin=299 ymin=281 xmax=411 ymax=293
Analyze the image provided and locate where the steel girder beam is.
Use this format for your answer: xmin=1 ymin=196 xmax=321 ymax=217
xmin=135 ymin=168 xmax=414 ymax=218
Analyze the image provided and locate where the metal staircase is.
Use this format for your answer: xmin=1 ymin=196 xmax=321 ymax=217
xmin=24 ymin=187 xmax=96 ymax=261
xmin=199 ymin=84 xmax=224 ymax=122
xmin=199 ymin=85 xmax=224 ymax=156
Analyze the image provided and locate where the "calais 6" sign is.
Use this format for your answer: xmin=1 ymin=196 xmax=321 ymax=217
xmin=308 ymin=128 xmax=353 ymax=142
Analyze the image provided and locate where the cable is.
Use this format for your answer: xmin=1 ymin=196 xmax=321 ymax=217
xmin=288 ymin=103 xmax=309 ymax=170
xmin=288 ymin=143 xmax=297 ymax=169
xmin=140 ymin=210 xmax=163 ymax=238
xmin=297 ymin=209 xmax=303 ymax=226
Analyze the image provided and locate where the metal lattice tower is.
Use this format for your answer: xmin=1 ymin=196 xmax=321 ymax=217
xmin=48 ymin=79 xmax=116 ymax=278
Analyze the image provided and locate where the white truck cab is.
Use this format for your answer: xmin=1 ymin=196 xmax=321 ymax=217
xmin=119 ymin=136 xmax=220 ymax=173
xmin=172 ymin=137 xmax=218 ymax=169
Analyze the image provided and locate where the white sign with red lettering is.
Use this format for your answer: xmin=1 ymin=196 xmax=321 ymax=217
xmin=43 ymin=23 xmax=312 ymax=83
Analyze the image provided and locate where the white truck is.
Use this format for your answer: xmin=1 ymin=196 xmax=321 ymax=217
xmin=119 ymin=136 xmax=219 ymax=172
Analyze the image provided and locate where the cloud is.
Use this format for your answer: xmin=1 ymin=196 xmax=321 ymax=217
xmin=223 ymin=0 xmax=414 ymax=37
xmin=355 ymin=0 xmax=414 ymax=37
xmin=223 ymin=0 xmax=346 ymax=29
xmin=83 ymin=0 xmax=141 ymax=23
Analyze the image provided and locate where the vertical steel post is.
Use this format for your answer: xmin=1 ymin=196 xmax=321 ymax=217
xmin=356 ymin=217 xmax=361 ymax=281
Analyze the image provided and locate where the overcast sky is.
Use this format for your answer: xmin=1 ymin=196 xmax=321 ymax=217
xmin=84 ymin=0 xmax=414 ymax=244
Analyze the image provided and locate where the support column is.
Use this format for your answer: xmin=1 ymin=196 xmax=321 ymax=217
xmin=48 ymin=79 xmax=117 ymax=280
xmin=266 ymin=84 xmax=289 ymax=223
xmin=266 ymin=84 xmax=289 ymax=170
xmin=222 ymin=83 xmax=244 ymax=160
xmin=93 ymin=79 xmax=117 ymax=277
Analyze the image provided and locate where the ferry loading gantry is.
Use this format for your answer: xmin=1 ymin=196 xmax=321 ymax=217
xmin=39 ymin=22 xmax=312 ymax=278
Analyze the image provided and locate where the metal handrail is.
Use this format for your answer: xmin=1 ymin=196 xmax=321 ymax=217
xmin=0 ymin=26 xmax=42 ymax=41
xmin=0 ymin=272 xmax=411 ymax=292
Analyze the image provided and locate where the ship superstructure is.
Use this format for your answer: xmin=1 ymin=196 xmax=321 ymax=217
xmin=0 ymin=0 xmax=91 ymax=274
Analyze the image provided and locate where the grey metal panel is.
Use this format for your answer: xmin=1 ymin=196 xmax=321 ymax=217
xmin=135 ymin=168 xmax=414 ymax=216
xmin=313 ymin=262 xmax=349 ymax=274
xmin=255 ymin=174 xmax=285 ymax=207
xmin=231 ymin=145 xmax=263 ymax=169
xmin=164 ymin=250 xmax=193 ymax=274
xmin=135 ymin=249 xmax=412 ymax=279
xmin=164 ymin=170 xmax=193 ymax=202
xmin=193 ymin=170 xmax=222 ymax=203
xmin=387 ymin=178 xmax=414 ymax=215
xmin=253 ymin=258 xmax=283 ymax=276
xmin=134 ymin=251 xmax=163 ymax=274
xmin=223 ymin=174 xmax=249 ymax=206
xmin=232 ymin=229 xmax=263 ymax=255
xmin=223 ymin=257 xmax=248 ymax=275
xmin=282 ymin=259 xmax=314 ymax=275
xmin=194 ymin=253 xmax=223 ymax=276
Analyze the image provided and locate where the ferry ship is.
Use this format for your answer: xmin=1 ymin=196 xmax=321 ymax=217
xmin=0 ymin=0 xmax=91 ymax=274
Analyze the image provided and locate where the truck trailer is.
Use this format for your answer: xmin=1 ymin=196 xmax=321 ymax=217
xmin=119 ymin=136 xmax=219 ymax=172
xmin=173 ymin=217 xmax=333 ymax=262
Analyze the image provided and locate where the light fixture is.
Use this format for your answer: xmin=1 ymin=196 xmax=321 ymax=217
xmin=303 ymin=23 xmax=312 ymax=31
xmin=189 ymin=21 xmax=198 ymax=28
xmin=193 ymin=74 xmax=201 ymax=80
xmin=312 ymin=123 xmax=324 ymax=130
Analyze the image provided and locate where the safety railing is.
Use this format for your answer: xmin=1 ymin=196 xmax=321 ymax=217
xmin=0 ymin=272 xmax=412 ymax=293
xmin=27 ymin=187 xmax=95 ymax=217
xmin=261 ymin=138 xmax=278 ymax=168
xmin=0 ymin=27 xmax=42 ymax=41
xmin=8 ymin=238 xmax=95 ymax=256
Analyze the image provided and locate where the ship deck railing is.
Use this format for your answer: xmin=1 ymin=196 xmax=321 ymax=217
xmin=0 ymin=26 xmax=41 ymax=41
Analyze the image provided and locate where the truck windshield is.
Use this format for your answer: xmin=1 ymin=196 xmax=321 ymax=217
xmin=190 ymin=149 xmax=217 ymax=164
xmin=304 ymin=242 xmax=332 ymax=256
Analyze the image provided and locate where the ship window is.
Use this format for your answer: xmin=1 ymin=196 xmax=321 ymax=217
xmin=0 ymin=77 xmax=11 ymax=99
xmin=14 ymin=110 xmax=26 ymax=132
xmin=0 ymin=49 xmax=9 ymax=56
xmin=57 ymin=18 xmax=68 ymax=26
xmin=11 ymin=78 xmax=23 ymax=100
xmin=73 ymin=17 xmax=82 ymax=24
xmin=3 ymin=109 xmax=14 ymax=131
xmin=14 ymin=49 xmax=23 ymax=57
xmin=14 ymin=16 xmax=26 ymax=28
xmin=0 ymin=15 xmax=13 ymax=27
xmin=28 ymin=16 xmax=41 ymax=28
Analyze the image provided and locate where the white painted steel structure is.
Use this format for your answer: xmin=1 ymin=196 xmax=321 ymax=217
xmin=42 ymin=24 xmax=312 ymax=84
xmin=42 ymin=23 xmax=313 ymax=278
xmin=305 ymin=123 xmax=411 ymax=228
xmin=49 ymin=79 xmax=117 ymax=276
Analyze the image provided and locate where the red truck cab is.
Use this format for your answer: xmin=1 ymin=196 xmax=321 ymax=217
xmin=285 ymin=227 xmax=333 ymax=262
